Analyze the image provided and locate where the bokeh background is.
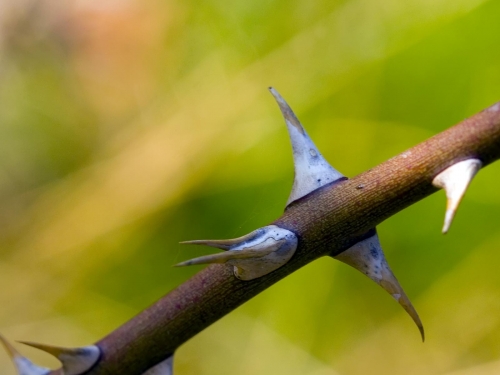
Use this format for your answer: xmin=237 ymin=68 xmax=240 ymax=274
xmin=1 ymin=0 xmax=500 ymax=374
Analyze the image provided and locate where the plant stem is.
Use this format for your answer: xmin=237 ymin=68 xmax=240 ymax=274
xmin=86 ymin=102 xmax=500 ymax=375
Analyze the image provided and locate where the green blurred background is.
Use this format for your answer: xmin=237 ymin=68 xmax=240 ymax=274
xmin=1 ymin=0 xmax=500 ymax=374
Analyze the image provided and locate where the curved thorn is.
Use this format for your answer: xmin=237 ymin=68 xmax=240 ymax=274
xmin=142 ymin=355 xmax=174 ymax=375
xmin=176 ymin=243 xmax=279 ymax=267
xmin=19 ymin=342 xmax=100 ymax=375
xmin=432 ymin=159 xmax=482 ymax=233
xmin=268 ymin=87 xmax=344 ymax=206
xmin=180 ymin=227 xmax=270 ymax=250
xmin=334 ymin=234 xmax=425 ymax=341
xmin=0 ymin=335 xmax=52 ymax=375
xmin=178 ymin=225 xmax=298 ymax=280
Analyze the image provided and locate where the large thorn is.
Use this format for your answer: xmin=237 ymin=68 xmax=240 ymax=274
xmin=432 ymin=158 xmax=482 ymax=233
xmin=178 ymin=225 xmax=298 ymax=280
xmin=268 ymin=87 xmax=344 ymax=207
xmin=0 ymin=334 xmax=53 ymax=375
xmin=19 ymin=341 xmax=100 ymax=375
xmin=334 ymin=234 xmax=425 ymax=341
xmin=142 ymin=355 xmax=174 ymax=375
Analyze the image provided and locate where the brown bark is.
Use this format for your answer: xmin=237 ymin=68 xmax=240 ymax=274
xmin=86 ymin=102 xmax=500 ymax=375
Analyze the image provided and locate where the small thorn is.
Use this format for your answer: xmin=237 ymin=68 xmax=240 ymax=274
xmin=432 ymin=159 xmax=482 ymax=233
xmin=19 ymin=342 xmax=100 ymax=375
xmin=179 ymin=230 xmax=264 ymax=250
xmin=268 ymin=87 xmax=344 ymax=207
xmin=142 ymin=355 xmax=174 ymax=375
xmin=175 ymin=244 xmax=278 ymax=267
xmin=179 ymin=225 xmax=298 ymax=280
xmin=0 ymin=335 xmax=52 ymax=375
xmin=334 ymin=234 xmax=425 ymax=341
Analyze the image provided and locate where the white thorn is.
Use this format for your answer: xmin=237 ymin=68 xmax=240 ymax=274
xmin=0 ymin=335 xmax=52 ymax=375
xmin=268 ymin=88 xmax=344 ymax=206
xmin=142 ymin=355 xmax=174 ymax=375
xmin=432 ymin=159 xmax=482 ymax=233
xmin=334 ymin=234 xmax=425 ymax=341
xmin=179 ymin=225 xmax=298 ymax=280
xmin=19 ymin=342 xmax=100 ymax=375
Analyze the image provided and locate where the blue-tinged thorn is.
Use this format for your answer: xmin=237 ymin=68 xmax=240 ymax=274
xmin=335 ymin=233 xmax=425 ymax=341
xmin=268 ymin=87 xmax=344 ymax=207
xmin=178 ymin=225 xmax=298 ymax=280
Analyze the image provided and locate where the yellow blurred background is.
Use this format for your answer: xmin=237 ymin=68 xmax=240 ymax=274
xmin=1 ymin=0 xmax=500 ymax=374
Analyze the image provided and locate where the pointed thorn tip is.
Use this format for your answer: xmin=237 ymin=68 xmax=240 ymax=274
xmin=0 ymin=334 xmax=18 ymax=359
xmin=1 ymin=336 xmax=52 ymax=375
xmin=335 ymin=234 xmax=424 ymax=340
xmin=395 ymin=293 xmax=425 ymax=342
xmin=442 ymin=223 xmax=450 ymax=234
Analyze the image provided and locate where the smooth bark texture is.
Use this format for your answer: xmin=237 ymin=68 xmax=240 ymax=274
xmin=86 ymin=102 xmax=500 ymax=375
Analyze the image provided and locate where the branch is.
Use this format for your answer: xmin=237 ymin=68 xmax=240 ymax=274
xmin=88 ymin=100 xmax=500 ymax=374
xmin=3 ymin=96 xmax=500 ymax=375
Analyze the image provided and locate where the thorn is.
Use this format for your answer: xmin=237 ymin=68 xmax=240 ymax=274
xmin=0 ymin=334 xmax=53 ymax=375
xmin=334 ymin=234 xmax=425 ymax=341
xmin=142 ymin=355 xmax=174 ymax=375
xmin=432 ymin=159 xmax=482 ymax=233
xmin=179 ymin=225 xmax=298 ymax=280
xmin=175 ymin=244 xmax=278 ymax=266
xmin=179 ymin=229 xmax=266 ymax=250
xmin=268 ymin=87 xmax=344 ymax=207
xmin=19 ymin=341 xmax=100 ymax=375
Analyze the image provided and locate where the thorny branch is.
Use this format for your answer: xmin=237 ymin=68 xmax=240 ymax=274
xmin=88 ymin=99 xmax=500 ymax=375
xmin=2 ymin=94 xmax=500 ymax=375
